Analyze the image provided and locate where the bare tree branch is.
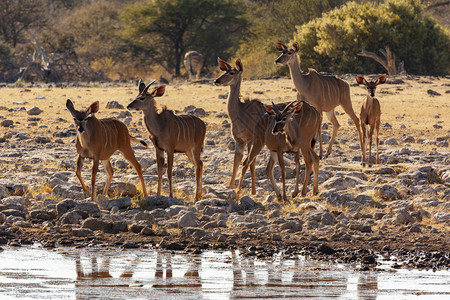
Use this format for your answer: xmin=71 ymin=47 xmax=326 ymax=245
xmin=357 ymin=46 xmax=398 ymax=75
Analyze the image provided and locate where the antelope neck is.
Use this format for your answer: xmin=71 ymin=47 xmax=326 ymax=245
xmin=141 ymin=99 xmax=163 ymax=136
xmin=287 ymin=55 xmax=309 ymax=94
xmin=226 ymin=74 xmax=243 ymax=121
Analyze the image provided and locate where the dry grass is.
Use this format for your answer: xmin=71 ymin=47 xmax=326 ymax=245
xmin=0 ymin=75 xmax=448 ymax=144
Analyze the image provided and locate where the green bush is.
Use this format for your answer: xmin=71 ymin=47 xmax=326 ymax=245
xmin=237 ymin=0 xmax=347 ymax=78
xmin=292 ymin=0 xmax=450 ymax=75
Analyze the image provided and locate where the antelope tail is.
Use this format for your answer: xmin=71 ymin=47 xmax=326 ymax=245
xmin=130 ymin=135 xmax=149 ymax=147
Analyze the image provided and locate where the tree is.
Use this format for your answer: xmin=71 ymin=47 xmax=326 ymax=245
xmin=236 ymin=0 xmax=349 ymax=78
xmin=293 ymin=0 xmax=450 ymax=75
xmin=119 ymin=0 xmax=248 ymax=76
xmin=0 ymin=0 xmax=47 ymax=48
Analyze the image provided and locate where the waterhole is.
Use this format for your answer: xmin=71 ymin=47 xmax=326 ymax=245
xmin=0 ymin=245 xmax=449 ymax=299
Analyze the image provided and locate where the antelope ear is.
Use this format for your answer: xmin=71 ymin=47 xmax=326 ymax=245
xmin=378 ymin=74 xmax=387 ymax=84
xmin=356 ymin=75 xmax=365 ymax=85
xmin=235 ymin=58 xmax=243 ymax=72
xmin=264 ymin=105 xmax=276 ymax=115
xmin=138 ymin=79 xmax=146 ymax=93
xmin=152 ymin=85 xmax=166 ymax=97
xmin=292 ymin=42 xmax=299 ymax=52
xmin=218 ymin=57 xmax=231 ymax=71
xmin=66 ymin=99 xmax=75 ymax=113
xmin=275 ymin=41 xmax=287 ymax=52
xmin=86 ymin=101 xmax=99 ymax=115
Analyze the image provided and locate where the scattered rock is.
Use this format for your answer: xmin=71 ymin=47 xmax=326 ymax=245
xmin=1 ymin=120 xmax=13 ymax=127
xmin=178 ymin=211 xmax=199 ymax=228
xmin=427 ymin=89 xmax=441 ymax=96
xmin=105 ymin=101 xmax=124 ymax=109
xmin=138 ymin=195 xmax=184 ymax=210
xmin=240 ymin=196 xmax=258 ymax=210
xmin=81 ymin=218 xmax=112 ymax=231
xmin=35 ymin=135 xmax=51 ymax=144
xmin=27 ymin=106 xmax=43 ymax=115
xmin=317 ymin=243 xmax=335 ymax=255
xmin=384 ymin=138 xmax=398 ymax=145
xmin=98 ymin=197 xmax=132 ymax=211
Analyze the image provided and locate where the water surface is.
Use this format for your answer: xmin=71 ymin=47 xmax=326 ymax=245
xmin=0 ymin=245 xmax=449 ymax=299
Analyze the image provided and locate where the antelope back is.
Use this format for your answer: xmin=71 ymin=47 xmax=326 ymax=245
xmin=164 ymin=112 xmax=206 ymax=149
xmin=184 ymin=51 xmax=204 ymax=74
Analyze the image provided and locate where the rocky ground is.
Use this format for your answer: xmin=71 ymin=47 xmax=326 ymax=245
xmin=0 ymin=78 xmax=449 ymax=271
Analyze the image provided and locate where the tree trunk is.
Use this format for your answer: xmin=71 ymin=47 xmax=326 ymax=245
xmin=357 ymin=46 xmax=399 ymax=75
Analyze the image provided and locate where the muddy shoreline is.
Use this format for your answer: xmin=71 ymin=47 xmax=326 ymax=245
xmin=1 ymin=198 xmax=449 ymax=272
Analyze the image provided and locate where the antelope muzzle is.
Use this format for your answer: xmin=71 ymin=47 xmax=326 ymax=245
xmin=272 ymin=120 xmax=286 ymax=135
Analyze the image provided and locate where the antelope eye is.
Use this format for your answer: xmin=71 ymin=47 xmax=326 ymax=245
xmin=229 ymin=71 xmax=235 ymax=75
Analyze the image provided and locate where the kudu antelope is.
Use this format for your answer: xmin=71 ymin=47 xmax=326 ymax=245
xmin=66 ymin=100 xmax=148 ymax=201
xmin=184 ymin=51 xmax=204 ymax=81
xmin=213 ymin=58 xmax=289 ymax=194
xmin=356 ymin=74 xmax=386 ymax=167
xmin=238 ymin=101 xmax=320 ymax=201
xmin=127 ymin=80 xmax=206 ymax=201
xmin=275 ymin=42 xmax=363 ymax=159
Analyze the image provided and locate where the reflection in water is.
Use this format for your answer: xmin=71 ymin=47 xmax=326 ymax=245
xmin=152 ymin=251 xmax=202 ymax=292
xmin=357 ymin=274 xmax=378 ymax=300
xmin=75 ymin=254 xmax=140 ymax=281
xmin=232 ymin=250 xmax=256 ymax=287
xmin=0 ymin=246 xmax=448 ymax=299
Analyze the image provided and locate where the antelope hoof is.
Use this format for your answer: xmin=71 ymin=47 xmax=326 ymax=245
xmin=292 ymin=190 xmax=299 ymax=198
xmin=195 ymin=193 xmax=203 ymax=202
xmin=361 ymin=162 xmax=366 ymax=167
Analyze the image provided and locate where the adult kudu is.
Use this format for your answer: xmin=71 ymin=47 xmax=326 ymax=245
xmin=213 ymin=58 xmax=290 ymax=195
xmin=238 ymin=101 xmax=320 ymax=201
xmin=66 ymin=99 xmax=148 ymax=201
xmin=127 ymin=80 xmax=206 ymax=201
xmin=275 ymin=42 xmax=363 ymax=159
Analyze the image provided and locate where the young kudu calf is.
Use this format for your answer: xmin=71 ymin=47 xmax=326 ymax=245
xmin=214 ymin=58 xmax=289 ymax=194
xmin=238 ymin=101 xmax=321 ymax=201
xmin=127 ymin=80 xmax=206 ymax=201
xmin=356 ymin=74 xmax=386 ymax=167
xmin=275 ymin=42 xmax=363 ymax=159
xmin=66 ymin=100 xmax=148 ymax=201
